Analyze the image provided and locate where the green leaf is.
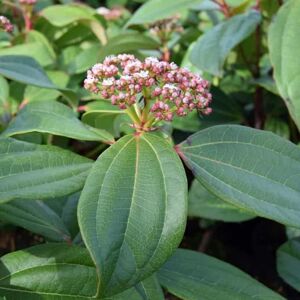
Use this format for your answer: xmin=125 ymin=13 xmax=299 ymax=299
xmin=158 ymin=249 xmax=284 ymax=300
xmin=268 ymin=0 xmax=300 ymax=130
xmin=0 ymin=200 xmax=71 ymax=242
xmin=0 ymin=75 xmax=9 ymax=116
xmin=0 ymin=31 xmax=56 ymax=67
xmin=98 ymin=33 xmax=160 ymax=62
xmin=82 ymin=100 xmax=126 ymax=137
xmin=135 ymin=275 xmax=164 ymax=300
xmin=24 ymin=71 xmax=69 ymax=103
xmin=190 ymin=10 xmax=261 ymax=76
xmin=0 ymin=44 xmax=53 ymax=68
xmin=68 ymin=44 xmax=100 ymax=75
xmin=286 ymin=227 xmax=300 ymax=240
xmin=41 ymin=4 xmax=95 ymax=27
xmin=178 ymin=125 xmax=300 ymax=228
xmin=0 ymin=55 xmax=56 ymax=89
xmin=3 ymin=100 xmax=114 ymax=143
xmin=277 ymin=238 xmax=300 ymax=292
xmin=0 ymin=243 xmax=98 ymax=299
xmin=0 ymin=137 xmax=92 ymax=203
xmin=126 ymin=0 xmax=204 ymax=26
xmin=78 ymin=133 xmax=187 ymax=297
xmin=189 ymin=179 xmax=255 ymax=222
xmin=265 ymin=117 xmax=290 ymax=140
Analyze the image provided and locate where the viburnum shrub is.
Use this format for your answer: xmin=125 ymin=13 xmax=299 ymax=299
xmin=0 ymin=0 xmax=300 ymax=299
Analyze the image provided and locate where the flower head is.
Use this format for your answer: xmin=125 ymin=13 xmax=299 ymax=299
xmin=0 ymin=16 xmax=13 ymax=33
xmin=84 ymin=54 xmax=212 ymax=128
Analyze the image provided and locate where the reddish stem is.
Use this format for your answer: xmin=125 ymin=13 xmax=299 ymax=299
xmin=24 ymin=12 xmax=32 ymax=31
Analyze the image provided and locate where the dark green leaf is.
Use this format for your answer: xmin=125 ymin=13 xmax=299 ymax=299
xmin=0 ymin=243 xmax=97 ymax=299
xmin=135 ymin=275 xmax=164 ymax=300
xmin=190 ymin=10 xmax=261 ymax=76
xmin=268 ymin=0 xmax=300 ymax=130
xmin=0 ymin=56 xmax=55 ymax=89
xmin=0 ymin=200 xmax=71 ymax=242
xmin=277 ymin=238 xmax=300 ymax=292
xmin=0 ymin=137 xmax=92 ymax=203
xmin=189 ymin=179 xmax=255 ymax=222
xmin=78 ymin=133 xmax=187 ymax=297
xmin=178 ymin=125 xmax=300 ymax=228
xmin=158 ymin=249 xmax=284 ymax=299
xmin=3 ymin=100 xmax=114 ymax=143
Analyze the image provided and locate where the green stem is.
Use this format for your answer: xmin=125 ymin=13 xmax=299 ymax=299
xmin=126 ymin=106 xmax=141 ymax=125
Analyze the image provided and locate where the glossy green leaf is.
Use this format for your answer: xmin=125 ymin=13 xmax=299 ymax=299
xmin=178 ymin=125 xmax=300 ymax=228
xmin=190 ymin=10 xmax=261 ymax=76
xmin=0 ymin=200 xmax=71 ymax=242
xmin=78 ymin=133 xmax=187 ymax=297
xmin=126 ymin=0 xmax=204 ymax=26
xmin=268 ymin=0 xmax=300 ymax=130
xmin=3 ymin=100 xmax=114 ymax=143
xmin=0 ymin=243 xmax=98 ymax=299
xmin=158 ymin=249 xmax=284 ymax=300
xmin=189 ymin=179 xmax=255 ymax=222
xmin=41 ymin=4 xmax=95 ymax=27
xmin=98 ymin=33 xmax=160 ymax=62
xmin=277 ymin=238 xmax=300 ymax=292
xmin=0 ymin=137 xmax=92 ymax=203
xmin=0 ymin=55 xmax=55 ymax=89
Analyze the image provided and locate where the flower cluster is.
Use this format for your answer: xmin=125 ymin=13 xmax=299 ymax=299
xmin=84 ymin=54 xmax=212 ymax=126
xmin=0 ymin=16 xmax=13 ymax=33
xmin=19 ymin=0 xmax=36 ymax=5
xmin=96 ymin=6 xmax=124 ymax=21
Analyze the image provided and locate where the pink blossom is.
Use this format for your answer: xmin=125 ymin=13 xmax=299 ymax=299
xmin=0 ymin=16 xmax=13 ymax=33
xmin=84 ymin=54 xmax=212 ymax=123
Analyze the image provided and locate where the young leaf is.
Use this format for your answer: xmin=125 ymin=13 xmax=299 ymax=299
xmin=126 ymin=0 xmax=204 ymax=26
xmin=78 ymin=133 xmax=187 ymax=297
xmin=177 ymin=125 xmax=300 ymax=228
xmin=277 ymin=238 xmax=300 ymax=292
xmin=3 ymin=100 xmax=114 ymax=143
xmin=190 ymin=10 xmax=261 ymax=76
xmin=268 ymin=0 xmax=300 ymax=130
xmin=82 ymin=100 xmax=127 ymax=137
xmin=158 ymin=249 xmax=284 ymax=299
xmin=0 ymin=137 xmax=92 ymax=203
xmin=0 ymin=200 xmax=71 ymax=242
xmin=0 ymin=243 xmax=98 ymax=299
xmin=0 ymin=55 xmax=56 ymax=89
xmin=189 ymin=179 xmax=255 ymax=222
xmin=41 ymin=4 xmax=95 ymax=27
